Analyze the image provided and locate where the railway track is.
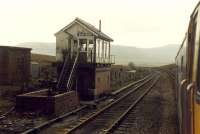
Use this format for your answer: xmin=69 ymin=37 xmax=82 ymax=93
xmin=21 ymin=74 xmax=154 ymax=134
xmin=111 ymin=73 xmax=154 ymax=98
xmin=162 ymin=69 xmax=175 ymax=80
xmin=104 ymin=76 xmax=160 ymax=134
xmin=37 ymin=73 xmax=159 ymax=134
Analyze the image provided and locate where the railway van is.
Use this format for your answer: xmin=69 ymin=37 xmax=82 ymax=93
xmin=176 ymin=2 xmax=200 ymax=134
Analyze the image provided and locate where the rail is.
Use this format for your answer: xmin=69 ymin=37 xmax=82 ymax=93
xmin=21 ymin=106 xmax=87 ymax=134
xmin=163 ymin=69 xmax=175 ymax=80
xmin=104 ymin=76 xmax=160 ymax=133
xmin=111 ymin=73 xmax=153 ymax=96
xmin=65 ymin=73 xmax=158 ymax=133
xmin=21 ymin=73 xmax=156 ymax=134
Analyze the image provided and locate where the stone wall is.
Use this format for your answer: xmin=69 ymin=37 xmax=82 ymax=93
xmin=16 ymin=90 xmax=79 ymax=116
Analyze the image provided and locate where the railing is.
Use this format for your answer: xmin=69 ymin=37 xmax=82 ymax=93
xmin=56 ymin=52 xmax=70 ymax=90
xmin=96 ymin=55 xmax=115 ymax=64
xmin=66 ymin=50 xmax=80 ymax=90
xmin=56 ymin=48 xmax=80 ymax=91
xmin=79 ymin=51 xmax=115 ymax=64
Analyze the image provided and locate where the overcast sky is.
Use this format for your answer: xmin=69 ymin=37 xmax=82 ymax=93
xmin=0 ymin=0 xmax=199 ymax=48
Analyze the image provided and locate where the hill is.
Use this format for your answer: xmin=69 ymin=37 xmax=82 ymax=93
xmin=18 ymin=42 xmax=56 ymax=56
xmin=17 ymin=42 xmax=179 ymax=66
xmin=111 ymin=45 xmax=179 ymax=66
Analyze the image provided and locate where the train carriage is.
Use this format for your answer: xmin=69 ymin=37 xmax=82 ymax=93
xmin=176 ymin=2 xmax=200 ymax=134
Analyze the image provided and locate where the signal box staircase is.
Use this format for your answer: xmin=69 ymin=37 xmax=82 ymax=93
xmin=56 ymin=50 xmax=80 ymax=91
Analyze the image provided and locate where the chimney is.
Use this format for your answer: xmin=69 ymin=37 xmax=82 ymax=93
xmin=99 ymin=20 xmax=101 ymax=32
